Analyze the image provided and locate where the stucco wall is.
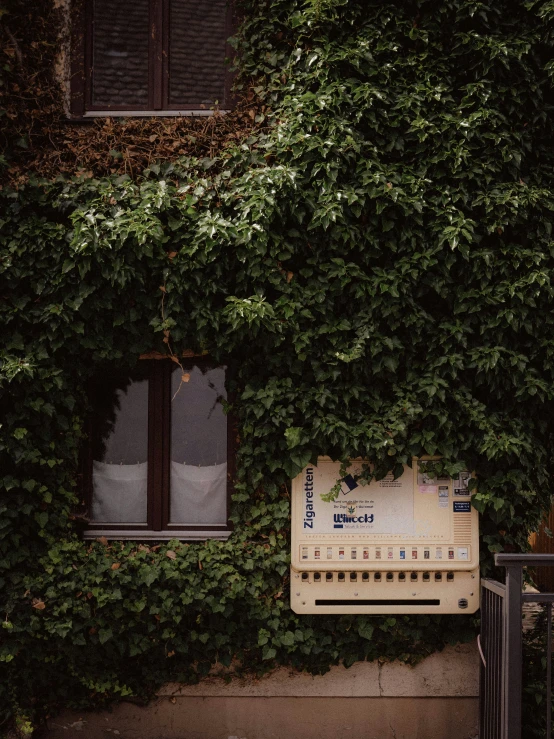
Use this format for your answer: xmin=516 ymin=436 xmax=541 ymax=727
xmin=40 ymin=642 xmax=479 ymax=739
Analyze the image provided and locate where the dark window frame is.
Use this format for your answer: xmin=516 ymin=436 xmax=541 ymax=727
xmin=70 ymin=0 xmax=235 ymax=118
xmin=81 ymin=357 xmax=235 ymax=539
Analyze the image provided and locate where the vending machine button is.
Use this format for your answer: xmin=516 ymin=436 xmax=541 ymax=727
xmin=362 ymin=572 xmax=370 ymax=582
xmin=423 ymin=572 xmax=430 ymax=582
xmin=410 ymin=572 xmax=418 ymax=581
xmin=386 ymin=572 xmax=394 ymax=582
xmin=447 ymin=572 xmax=454 ymax=581
xmin=338 ymin=572 xmax=345 ymax=582
xmin=326 ymin=572 xmax=333 ymax=581
xmin=399 ymin=572 xmax=406 ymax=581
xmin=374 ymin=572 xmax=381 ymax=581
xmin=314 ymin=572 xmax=321 ymax=581
xmin=302 ymin=572 xmax=309 ymax=581
xmin=435 ymin=572 xmax=442 ymax=581
xmin=350 ymin=572 xmax=357 ymax=582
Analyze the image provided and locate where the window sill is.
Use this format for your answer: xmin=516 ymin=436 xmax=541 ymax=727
xmin=82 ymin=529 xmax=233 ymax=541
xmin=75 ymin=110 xmax=229 ymax=119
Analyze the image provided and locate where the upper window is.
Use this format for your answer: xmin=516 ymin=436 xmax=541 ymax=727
xmin=70 ymin=0 xmax=233 ymax=117
xmin=82 ymin=359 xmax=233 ymax=539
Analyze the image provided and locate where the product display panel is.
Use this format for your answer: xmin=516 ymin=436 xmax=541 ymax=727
xmin=290 ymin=458 xmax=479 ymax=614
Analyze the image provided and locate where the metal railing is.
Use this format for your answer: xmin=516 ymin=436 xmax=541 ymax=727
xmin=480 ymin=553 xmax=554 ymax=739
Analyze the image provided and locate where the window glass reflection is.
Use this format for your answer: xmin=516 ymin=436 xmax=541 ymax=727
xmin=92 ymin=0 xmax=149 ymax=108
xmin=90 ymin=373 xmax=148 ymax=523
xmin=168 ymin=0 xmax=228 ymax=108
xmin=170 ymin=365 xmax=227 ymax=524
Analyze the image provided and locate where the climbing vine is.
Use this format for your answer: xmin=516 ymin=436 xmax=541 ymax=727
xmin=2 ymin=0 xmax=554 ymax=732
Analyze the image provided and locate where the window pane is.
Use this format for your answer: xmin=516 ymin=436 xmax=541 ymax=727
xmin=168 ymin=0 xmax=228 ymax=108
xmin=91 ymin=0 xmax=149 ymax=108
xmin=170 ymin=365 xmax=227 ymax=524
xmin=91 ymin=373 xmax=148 ymax=524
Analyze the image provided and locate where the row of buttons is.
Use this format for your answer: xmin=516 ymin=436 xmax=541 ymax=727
xmin=300 ymin=571 xmax=457 ymax=583
xmin=301 ymin=546 xmax=469 ymax=561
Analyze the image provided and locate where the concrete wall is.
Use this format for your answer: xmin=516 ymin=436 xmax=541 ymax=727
xmin=39 ymin=643 xmax=479 ymax=739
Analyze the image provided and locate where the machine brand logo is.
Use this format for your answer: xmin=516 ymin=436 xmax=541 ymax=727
xmin=333 ymin=513 xmax=374 ymax=528
xmin=303 ymin=468 xmax=315 ymax=529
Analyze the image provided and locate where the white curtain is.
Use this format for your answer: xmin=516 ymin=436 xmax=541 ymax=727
xmin=91 ymin=460 xmax=227 ymax=526
xmin=170 ymin=461 xmax=227 ymax=524
xmin=92 ymin=461 xmax=148 ymax=523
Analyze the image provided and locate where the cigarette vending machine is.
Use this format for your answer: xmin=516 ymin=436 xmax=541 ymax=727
xmin=290 ymin=458 xmax=479 ymax=614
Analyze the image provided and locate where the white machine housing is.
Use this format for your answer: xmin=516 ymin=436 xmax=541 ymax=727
xmin=290 ymin=457 xmax=479 ymax=614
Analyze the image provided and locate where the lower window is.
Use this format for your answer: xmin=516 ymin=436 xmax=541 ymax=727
xmin=83 ymin=358 xmax=232 ymax=539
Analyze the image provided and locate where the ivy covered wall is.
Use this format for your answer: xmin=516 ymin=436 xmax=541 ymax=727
xmin=2 ymin=0 xmax=554 ymax=732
